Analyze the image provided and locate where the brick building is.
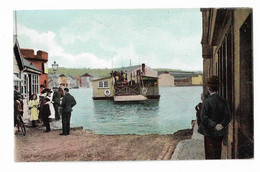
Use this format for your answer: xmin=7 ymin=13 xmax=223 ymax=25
xmin=20 ymin=49 xmax=49 ymax=90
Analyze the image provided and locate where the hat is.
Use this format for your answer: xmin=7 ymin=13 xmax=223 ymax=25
xmin=207 ymin=76 xmax=221 ymax=86
xmin=16 ymin=95 xmax=22 ymax=99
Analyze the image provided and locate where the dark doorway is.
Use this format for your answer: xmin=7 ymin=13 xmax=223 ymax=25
xmin=238 ymin=13 xmax=253 ymax=159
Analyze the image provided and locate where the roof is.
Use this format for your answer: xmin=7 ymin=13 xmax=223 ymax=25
xmin=81 ymin=73 xmax=93 ymax=77
xmin=158 ymin=71 xmax=202 ymax=79
xmin=22 ymin=57 xmax=41 ymax=72
xmin=48 ymin=73 xmax=60 ymax=78
xmin=115 ymin=65 xmax=141 ymax=72
xmin=13 ymin=38 xmax=24 ymax=71
xmin=92 ymin=76 xmax=112 ymax=81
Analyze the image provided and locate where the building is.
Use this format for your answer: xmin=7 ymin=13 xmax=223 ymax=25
xmin=13 ymin=38 xmax=42 ymax=99
xmin=92 ymin=76 xmax=114 ymax=100
xmin=13 ymin=38 xmax=24 ymax=92
xmin=189 ymin=74 xmax=203 ymax=86
xmin=48 ymin=74 xmax=79 ymax=89
xmin=20 ymin=49 xmax=49 ymax=90
xmin=13 ymin=38 xmax=42 ymax=123
xmin=165 ymin=71 xmax=203 ymax=86
xmin=67 ymin=75 xmax=80 ymax=88
xmin=92 ymin=63 xmax=160 ymax=100
xmin=80 ymin=73 xmax=97 ymax=88
xmin=201 ymin=8 xmax=253 ymax=159
xmin=158 ymin=71 xmax=175 ymax=87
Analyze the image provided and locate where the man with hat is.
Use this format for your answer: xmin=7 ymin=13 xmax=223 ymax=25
xmin=60 ymin=88 xmax=76 ymax=136
xmin=198 ymin=75 xmax=231 ymax=159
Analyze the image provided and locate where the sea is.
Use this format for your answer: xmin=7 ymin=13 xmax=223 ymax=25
xmin=70 ymin=86 xmax=203 ymax=135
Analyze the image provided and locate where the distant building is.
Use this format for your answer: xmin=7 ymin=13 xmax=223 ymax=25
xmin=48 ymin=74 xmax=79 ymax=89
xmin=158 ymin=71 xmax=175 ymax=87
xmin=67 ymin=75 xmax=79 ymax=88
xmin=160 ymin=71 xmax=203 ymax=86
xmin=20 ymin=48 xmax=49 ymax=91
xmin=80 ymin=73 xmax=98 ymax=88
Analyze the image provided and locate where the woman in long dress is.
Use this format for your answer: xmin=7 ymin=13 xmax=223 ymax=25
xmin=46 ymin=89 xmax=55 ymax=120
xmin=29 ymin=93 xmax=39 ymax=127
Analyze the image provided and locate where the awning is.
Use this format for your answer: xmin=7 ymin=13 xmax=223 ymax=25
xmin=13 ymin=74 xmax=22 ymax=82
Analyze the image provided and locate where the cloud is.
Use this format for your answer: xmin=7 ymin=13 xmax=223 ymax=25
xmin=17 ymin=12 xmax=202 ymax=71
xmin=17 ymin=24 xmax=111 ymax=68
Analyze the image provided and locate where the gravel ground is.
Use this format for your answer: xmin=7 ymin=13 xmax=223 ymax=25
xmin=14 ymin=127 xmax=192 ymax=162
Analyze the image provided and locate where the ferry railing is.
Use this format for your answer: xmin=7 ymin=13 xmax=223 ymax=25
xmin=114 ymin=85 xmax=140 ymax=96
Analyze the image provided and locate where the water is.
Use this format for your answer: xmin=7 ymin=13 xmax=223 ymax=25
xmin=70 ymin=86 xmax=202 ymax=135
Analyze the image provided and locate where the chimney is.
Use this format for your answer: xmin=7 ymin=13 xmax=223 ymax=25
xmin=142 ymin=63 xmax=145 ymax=75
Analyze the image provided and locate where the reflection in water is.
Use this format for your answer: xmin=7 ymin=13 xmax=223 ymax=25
xmin=70 ymin=87 xmax=202 ymax=135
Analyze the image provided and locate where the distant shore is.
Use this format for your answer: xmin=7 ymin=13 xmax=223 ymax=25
xmin=15 ymin=127 xmax=192 ymax=161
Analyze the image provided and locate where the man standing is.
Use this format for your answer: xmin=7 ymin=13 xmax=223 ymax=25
xmin=60 ymin=88 xmax=76 ymax=136
xmin=52 ymin=87 xmax=61 ymax=120
xmin=198 ymin=76 xmax=231 ymax=159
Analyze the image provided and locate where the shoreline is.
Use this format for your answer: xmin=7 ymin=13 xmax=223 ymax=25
xmin=15 ymin=126 xmax=192 ymax=161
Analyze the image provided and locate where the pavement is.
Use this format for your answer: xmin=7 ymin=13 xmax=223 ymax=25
xmin=171 ymin=121 xmax=205 ymax=160
xmin=24 ymin=117 xmax=83 ymax=131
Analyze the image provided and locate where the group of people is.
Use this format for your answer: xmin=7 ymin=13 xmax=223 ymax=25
xmin=195 ymin=76 xmax=232 ymax=159
xmin=14 ymin=84 xmax=76 ymax=136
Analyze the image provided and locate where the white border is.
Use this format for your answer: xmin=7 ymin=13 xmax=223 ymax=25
xmin=0 ymin=0 xmax=259 ymax=172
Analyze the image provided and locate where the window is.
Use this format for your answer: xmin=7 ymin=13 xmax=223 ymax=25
xmin=31 ymin=74 xmax=39 ymax=94
xmin=98 ymin=80 xmax=109 ymax=88
xmin=98 ymin=81 xmax=103 ymax=88
xmin=104 ymin=81 xmax=109 ymax=88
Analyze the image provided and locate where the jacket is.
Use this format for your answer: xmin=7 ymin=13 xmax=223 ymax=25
xmin=198 ymin=93 xmax=231 ymax=137
xmin=61 ymin=93 xmax=76 ymax=113
xmin=53 ymin=90 xmax=61 ymax=105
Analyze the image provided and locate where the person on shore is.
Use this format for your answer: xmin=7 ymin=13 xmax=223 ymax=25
xmin=40 ymin=84 xmax=49 ymax=94
xmin=40 ymin=97 xmax=51 ymax=132
xmin=14 ymin=86 xmax=24 ymax=117
xmin=14 ymin=95 xmax=23 ymax=127
xmin=52 ymin=87 xmax=61 ymax=120
xmin=46 ymin=89 xmax=55 ymax=120
xmin=29 ymin=93 xmax=39 ymax=128
xmin=14 ymin=85 xmax=22 ymax=100
xmin=60 ymin=88 xmax=76 ymax=136
xmin=198 ymin=76 xmax=231 ymax=159
xmin=195 ymin=93 xmax=209 ymax=126
xmin=59 ymin=84 xmax=65 ymax=98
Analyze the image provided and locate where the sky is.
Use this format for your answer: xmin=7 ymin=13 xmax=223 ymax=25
xmin=15 ymin=9 xmax=203 ymax=71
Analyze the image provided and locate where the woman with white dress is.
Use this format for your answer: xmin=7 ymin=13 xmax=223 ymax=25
xmin=46 ymin=89 xmax=55 ymax=120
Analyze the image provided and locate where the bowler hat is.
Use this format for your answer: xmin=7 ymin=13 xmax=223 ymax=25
xmin=207 ymin=76 xmax=221 ymax=86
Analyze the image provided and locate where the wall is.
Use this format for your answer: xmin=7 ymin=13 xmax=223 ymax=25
xmin=20 ymin=49 xmax=49 ymax=88
xmin=92 ymin=77 xmax=114 ymax=98
xmin=201 ymin=8 xmax=253 ymax=159
xmin=158 ymin=73 xmax=175 ymax=87
xmin=191 ymin=75 xmax=203 ymax=85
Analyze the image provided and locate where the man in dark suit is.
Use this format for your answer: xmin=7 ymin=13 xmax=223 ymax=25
xmin=198 ymin=76 xmax=231 ymax=159
xmin=60 ymin=88 xmax=76 ymax=136
xmin=52 ymin=87 xmax=61 ymax=120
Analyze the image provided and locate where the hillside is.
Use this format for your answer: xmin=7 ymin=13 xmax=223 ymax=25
xmin=48 ymin=67 xmax=202 ymax=78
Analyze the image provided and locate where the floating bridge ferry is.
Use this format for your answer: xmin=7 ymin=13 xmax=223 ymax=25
xmin=92 ymin=63 xmax=160 ymax=101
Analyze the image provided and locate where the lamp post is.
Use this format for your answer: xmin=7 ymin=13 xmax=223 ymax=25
xmin=52 ymin=61 xmax=59 ymax=74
